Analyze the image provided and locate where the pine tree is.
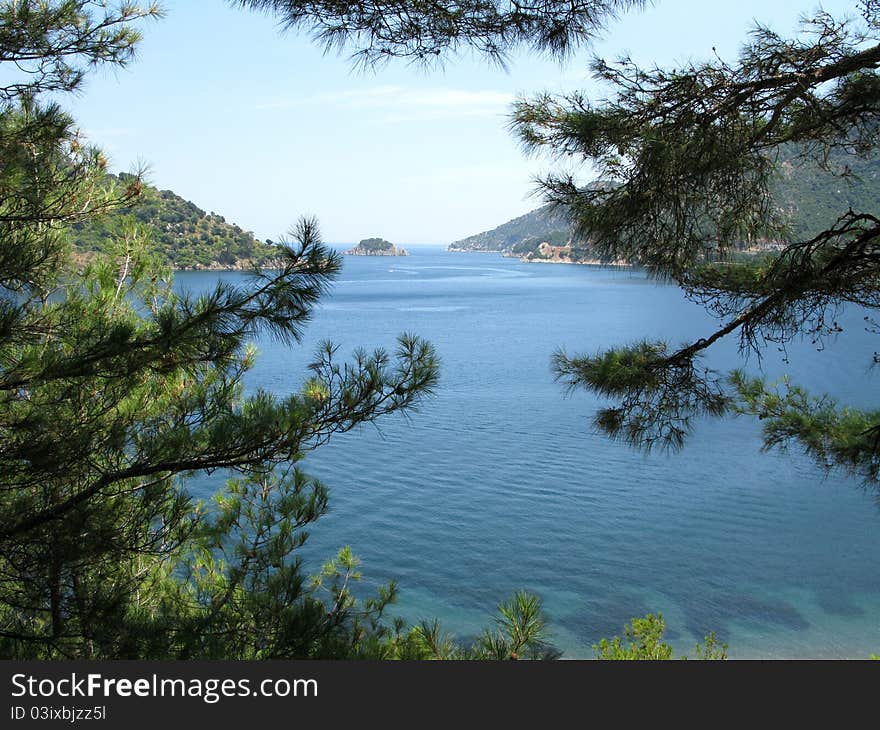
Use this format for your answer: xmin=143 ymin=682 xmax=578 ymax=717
xmin=594 ymin=614 xmax=727 ymax=660
xmin=508 ymin=2 xmax=880 ymax=481
xmin=234 ymin=0 xmax=646 ymax=65
xmin=0 ymin=1 xmax=440 ymax=658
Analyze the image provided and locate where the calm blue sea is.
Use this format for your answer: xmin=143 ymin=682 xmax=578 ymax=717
xmin=176 ymin=246 xmax=880 ymax=658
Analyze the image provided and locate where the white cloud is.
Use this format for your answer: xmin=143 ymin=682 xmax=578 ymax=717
xmin=256 ymin=86 xmax=515 ymax=120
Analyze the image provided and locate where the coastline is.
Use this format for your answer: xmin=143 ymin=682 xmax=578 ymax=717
xmin=447 ymin=246 xmax=631 ymax=268
xmin=72 ymin=250 xmax=267 ymax=272
xmin=504 ymin=254 xmax=632 ymax=268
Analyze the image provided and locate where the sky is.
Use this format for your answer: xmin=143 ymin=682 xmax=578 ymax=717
xmin=63 ymin=0 xmax=859 ymax=245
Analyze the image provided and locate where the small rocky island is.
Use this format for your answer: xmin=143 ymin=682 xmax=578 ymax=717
xmin=344 ymin=237 xmax=409 ymax=256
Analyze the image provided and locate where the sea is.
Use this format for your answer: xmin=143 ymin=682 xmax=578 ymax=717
xmin=176 ymin=245 xmax=880 ymax=658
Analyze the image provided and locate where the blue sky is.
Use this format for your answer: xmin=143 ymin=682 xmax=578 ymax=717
xmin=65 ymin=0 xmax=857 ymax=244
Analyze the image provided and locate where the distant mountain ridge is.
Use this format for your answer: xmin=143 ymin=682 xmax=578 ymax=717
xmin=448 ymin=204 xmax=570 ymax=253
xmin=69 ymin=173 xmax=275 ymax=269
xmin=450 ymin=149 xmax=880 ymax=262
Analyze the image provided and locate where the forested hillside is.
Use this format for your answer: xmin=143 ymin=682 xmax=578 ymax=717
xmin=451 ymin=149 xmax=880 ymax=259
xmin=68 ymin=173 xmax=275 ymax=269
xmin=778 ymin=149 xmax=880 ymax=239
xmin=448 ymin=204 xmax=570 ymax=252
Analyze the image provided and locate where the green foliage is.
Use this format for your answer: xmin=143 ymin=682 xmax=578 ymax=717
xmin=473 ymin=591 xmax=555 ymax=660
xmin=234 ymin=0 xmax=646 ymax=66
xmin=378 ymin=591 xmax=560 ymax=660
xmin=693 ymin=632 xmax=729 ymax=661
xmin=0 ymin=1 xmax=162 ymax=100
xmin=776 ymin=147 xmax=880 ymax=240
xmin=68 ymin=173 xmax=276 ymax=269
xmin=0 ymin=1 xmax=444 ymax=659
xmin=595 ymin=614 xmax=727 ymax=660
xmin=127 ymin=471 xmax=410 ymax=660
xmin=451 ymin=146 xmax=880 ymax=262
xmin=0 ymin=208 xmax=442 ymax=657
xmin=511 ymin=2 xmax=880 ymax=480
xmin=554 ymin=342 xmax=729 ymax=451
xmin=356 ymin=237 xmax=394 ymax=252
xmin=731 ymin=371 xmax=880 ymax=482
xmin=449 ymin=203 xmax=570 ymax=252
xmin=510 ymin=230 xmax=571 ymax=256
xmin=595 ymin=614 xmax=673 ymax=660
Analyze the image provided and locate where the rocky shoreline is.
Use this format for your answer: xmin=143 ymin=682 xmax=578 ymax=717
xmin=448 ymin=243 xmax=629 ymax=267
xmin=505 ymin=253 xmax=631 ymax=267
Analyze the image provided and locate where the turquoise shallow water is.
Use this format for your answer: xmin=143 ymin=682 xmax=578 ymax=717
xmin=177 ymin=246 xmax=880 ymax=658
